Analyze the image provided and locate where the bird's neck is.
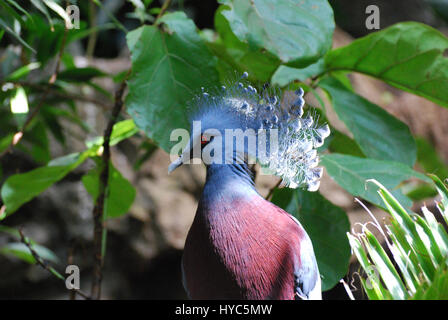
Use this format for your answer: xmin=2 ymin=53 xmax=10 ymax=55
xmin=202 ymin=163 xmax=258 ymax=201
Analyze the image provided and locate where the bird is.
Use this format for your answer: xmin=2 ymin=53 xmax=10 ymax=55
xmin=168 ymin=72 xmax=330 ymax=300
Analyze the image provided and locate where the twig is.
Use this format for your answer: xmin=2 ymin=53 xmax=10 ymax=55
xmin=0 ymin=24 xmax=69 ymax=160
xmin=265 ymin=178 xmax=282 ymax=201
xmin=86 ymin=0 xmax=98 ymax=59
xmin=155 ymin=0 xmax=172 ymax=23
xmin=18 ymin=228 xmax=91 ymax=300
xmin=67 ymin=240 xmax=76 ymax=300
xmin=90 ymin=78 xmax=127 ymax=300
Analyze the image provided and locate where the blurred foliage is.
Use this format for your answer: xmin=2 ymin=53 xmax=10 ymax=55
xmin=0 ymin=0 xmax=447 ymax=297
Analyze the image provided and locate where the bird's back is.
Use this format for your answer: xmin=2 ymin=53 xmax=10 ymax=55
xmin=182 ymin=189 xmax=321 ymax=300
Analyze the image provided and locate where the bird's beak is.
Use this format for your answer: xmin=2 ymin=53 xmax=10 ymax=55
xmin=168 ymin=155 xmax=184 ymax=174
xmin=168 ymin=136 xmax=196 ymax=174
xmin=168 ymin=131 xmax=203 ymax=174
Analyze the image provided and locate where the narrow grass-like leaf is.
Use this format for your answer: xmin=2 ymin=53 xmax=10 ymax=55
xmin=362 ymin=230 xmax=408 ymax=299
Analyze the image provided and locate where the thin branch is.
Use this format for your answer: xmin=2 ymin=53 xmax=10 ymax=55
xmin=265 ymin=178 xmax=282 ymax=201
xmin=0 ymin=24 xmax=69 ymax=160
xmin=67 ymin=240 xmax=77 ymax=300
xmin=155 ymin=0 xmax=172 ymax=23
xmin=86 ymin=0 xmax=98 ymax=59
xmin=18 ymin=228 xmax=91 ymax=300
xmin=91 ymin=78 xmax=128 ymax=300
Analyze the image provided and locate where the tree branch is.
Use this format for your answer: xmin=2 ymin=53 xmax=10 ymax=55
xmin=155 ymin=0 xmax=172 ymax=23
xmin=90 ymin=79 xmax=127 ymax=300
xmin=18 ymin=228 xmax=91 ymax=300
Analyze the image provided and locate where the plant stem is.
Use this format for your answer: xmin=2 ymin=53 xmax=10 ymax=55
xmin=18 ymin=228 xmax=91 ymax=300
xmin=90 ymin=79 xmax=127 ymax=300
xmin=155 ymin=0 xmax=172 ymax=23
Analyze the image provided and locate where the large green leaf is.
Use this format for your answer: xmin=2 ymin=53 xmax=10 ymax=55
xmin=321 ymin=154 xmax=430 ymax=208
xmin=82 ymin=161 xmax=136 ymax=218
xmin=271 ymin=188 xmax=350 ymax=291
xmin=126 ymin=12 xmax=219 ymax=152
xmin=328 ymin=130 xmax=365 ymax=158
xmin=271 ymin=59 xmax=325 ymax=87
xmin=0 ymin=152 xmax=89 ymax=217
xmin=325 ymin=22 xmax=448 ymax=108
xmin=218 ymin=0 xmax=334 ymax=68
xmin=320 ymin=76 xmax=416 ymax=166
xmin=212 ymin=6 xmax=280 ymax=82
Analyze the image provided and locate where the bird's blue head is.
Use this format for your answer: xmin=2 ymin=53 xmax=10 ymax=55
xmin=168 ymin=72 xmax=330 ymax=192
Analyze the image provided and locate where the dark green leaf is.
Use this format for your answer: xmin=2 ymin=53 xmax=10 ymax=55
xmin=271 ymin=188 xmax=350 ymax=291
xmin=0 ymin=152 xmax=89 ymax=217
xmin=82 ymin=161 xmax=136 ymax=218
xmin=271 ymin=59 xmax=325 ymax=87
xmin=416 ymin=137 xmax=448 ymax=181
xmin=325 ymin=22 xmax=448 ymax=108
xmin=126 ymin=12 xmax=219 ymax=151
xmin=0 ymin=242 xmax=60 ymax=264
xmin=212 ymin=5 xmax=280 ymax=82
xmin=328 ymin=130 xmax=365 ymax=158
xmin=58 ymin=67 xmax=108 ymax=82
xmin=321 ymin=153 xmax=430 ymax=208
xmin=320 ymin=76 xmax=416 ymax=166
xmin=219 ymin=0 xmax=334 ymax=67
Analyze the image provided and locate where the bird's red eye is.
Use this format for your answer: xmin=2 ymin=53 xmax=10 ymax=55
xmin=201 ymin=135 xmax=209 ymax=145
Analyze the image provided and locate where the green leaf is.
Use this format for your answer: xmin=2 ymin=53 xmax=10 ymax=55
xmin=320 ymin=76 xmax=416 ymax=166
xmin=411 ymin=265 xmax=448 ymax=300
xmin=271 ymin=59 xmax=325 ymax=87
xmin=0 ymin=152 xmax=89 ymax=217
xmin=271 ymin=188 xmax=350 ymax=291
xmin=86 ymin=119 xmax=138 ymax=149
xmin=416 ymin=137 xmax=448 ymax=181
xmin=42 ymin=0 xmax=71 ymax=26
xmin=321 ymin=154 xmax=430 ymax=208
xmin=363 ymin=230 xmax=408 ymax=299
xmin=5 ymin=62 xmax=41 ymax=81
xmin=126 ymin=12 xmax=219 ymax=152
xmin=82 ymin=161 xmax=136 ymax=218
xmin=347 ymin=233 xmax=385 ymax=299
xmin=212 ymin=6 xmax=280 ymax=82
xmin=328 ymin=130 xmax=365 ymax=158
xmin=0 ymin=134 xmax=14 ymax=154
xmin=0 ymin=4 xmax=36 ymax=53
xmin=218 ymin=0 xmax=334 ymax=67
xmin=325 ymin=22 xmax=448 ymax=108
xmin=30 ymin=0 xmax=53 ymax=29
xmin=0 ymin=242 xmax=59 ymax=264
xmin=27 ymin=120 xmax=51 ymax=164
xmin=58 ymin=67 xmax=108 ymax=82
